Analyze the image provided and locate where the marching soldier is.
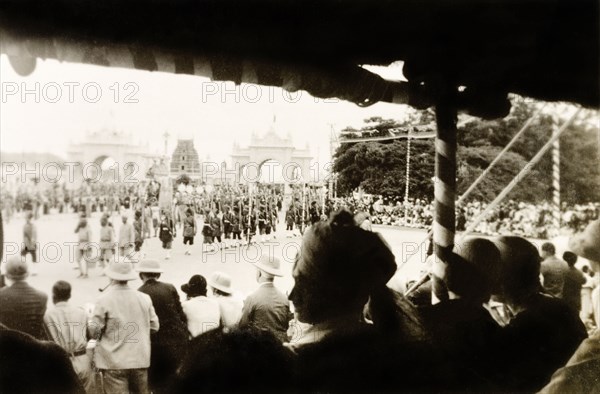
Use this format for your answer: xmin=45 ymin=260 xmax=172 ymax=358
xmin=222 ymin=206 xmax=235 ymax=249
xmin=231 ymin=206 xmax=242 ymax=246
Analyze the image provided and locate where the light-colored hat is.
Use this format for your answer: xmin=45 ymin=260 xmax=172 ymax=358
xmin=569 ymin=219 xmax=600 ymax=262
xmin=104 ymin=259 xmax=138 ymax=281
xmin=4 ymin=257 xmax=28 ymax=281
xmin=254 ymin=256 xmax=284 ymax=277
xmin=208 ymin=271 xmax=233 ymax=294
xmin=135 ymin=259 xmax=164 ymax=273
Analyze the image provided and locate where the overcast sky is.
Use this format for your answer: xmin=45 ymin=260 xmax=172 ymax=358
xmin=0 ymin=55 xmax=409 ymax=164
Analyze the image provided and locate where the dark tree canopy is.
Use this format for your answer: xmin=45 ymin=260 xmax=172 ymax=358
xmin=333 ymin=98 xmax=599 ymax=204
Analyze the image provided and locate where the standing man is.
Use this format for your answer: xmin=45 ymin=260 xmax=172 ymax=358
xmin=0 ymin=257 xmax=48 ymax=339
xmin=210 ymin=209 xmax=223 ymax=248
xmin=182 ymin=208 xmax=197 ymax=256
xmin=118 ymin=215 xmax=135 ymax=258
xmin=90 ymin=259 xmax=159 ymax=394
xmin=133 ymin=211 xmax=144 ymax=257
xmin=222 ymin=206 xmax=234 ymax=249
xmin=231 ymin=206 xmax=242 ymax=246
xmin=44 ymin=281 xmax=93 ymax=392
xmin=239 ymin=256 xmax=292 ymax=342
xmin=309 ymin=201 xmax=320 ymax=225
xmin=159 ymin=210 xmax=176 ymax=260
xmin=75 ymin=217 xmax=92 ymax=279
xmin=540 ymin=242 xmax=569 ymax=298
xmin=143 ymin=203 xmax=153 ymax=239
xmin=561 ymin=251 xmax=586 ymax=313
xmin=21 ymin=212 xmax=38 ymax=275
xmin=285 ymin=206 xmax=296 ymax=238
xmin=137 ymin=260 xmax=188 ymax=393
xmin=151 ymin=204 xmax=160 ymax=237
xmin=99 ymin=216 xmax=116 ymax=271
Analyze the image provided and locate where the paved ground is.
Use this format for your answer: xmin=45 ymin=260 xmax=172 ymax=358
xmin=1 ymin=211 xmax=430 ymax=309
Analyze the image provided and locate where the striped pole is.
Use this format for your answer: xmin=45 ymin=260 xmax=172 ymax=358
xmin=247 ymin=184 xmax=253 ymax=244
xmin=552 ymin=123 xmax=561 ymax=236
xmin=301 ymin=183 xmax=306 ymax=233
xmin=404 ymin=130 xmax=412 ymax=224
xmin=432 ymin=90 xmax=458 ymax=303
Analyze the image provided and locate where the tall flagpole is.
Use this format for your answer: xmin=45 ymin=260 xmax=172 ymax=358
xmin=404 ymin=130 xmax=412 ymax=224
xmin=432 ymin=86 xmax=458 ymax=304
xmin=301 ymin=182 xmax=306 ymax=233
xmin=552 ymin=122 xmax=561 ymax=236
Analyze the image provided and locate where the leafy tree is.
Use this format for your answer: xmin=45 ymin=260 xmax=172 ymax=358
xmin=334 ymin=97 xmax=599 ymax=203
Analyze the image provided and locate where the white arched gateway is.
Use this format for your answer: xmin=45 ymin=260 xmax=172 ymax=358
xmin=67 ymin=129 xmax=153 ymax=183
xmin=231 ymin=125 xmax=314 ymax=187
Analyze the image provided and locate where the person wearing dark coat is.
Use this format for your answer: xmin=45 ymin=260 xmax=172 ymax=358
xmin=136 ymin=259 xmax=188 ymax=394
xmin=492 ymin=236 xmax=587 ymax=392
xmin=158 ymin=211 xmax=175 ymax=259
xmin=239 ymin=256 xmax=292 ymax=342
xmin=0 ymin=257 xmax=48 ymax=340
xmin=0 ymin=323 xmax=84 ymax=393
xmin=561 ymin=251 xmax=586 ymax=313
xmin=541 ymin=219 xmax=600 ymax=393
xmin=173 ymin=327 xmax=295 ymax=394
xmin=420 ymin=238 xmax=504 ymax=391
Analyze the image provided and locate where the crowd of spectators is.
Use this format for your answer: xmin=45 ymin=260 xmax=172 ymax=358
xmin=336 ymin=195 xmax=599 ymax=239
xmin=1 ymin=211 xmax=599 ymax=393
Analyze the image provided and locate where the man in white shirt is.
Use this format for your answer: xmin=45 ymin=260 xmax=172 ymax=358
xmin=118 ymin=216 xmax=135 ymax=257
xmin=44 ymin=281 xmax=92 ymax=392
xmin=90 ymin=260 xmax=159 ymax=394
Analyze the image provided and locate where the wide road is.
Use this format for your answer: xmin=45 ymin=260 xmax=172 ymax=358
xmin=1 ymin=211 xmax=433 ymax=308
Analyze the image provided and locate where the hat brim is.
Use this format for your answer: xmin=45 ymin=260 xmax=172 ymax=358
xmin=135 ymin=267 xmax=164 ymax=273
xmin=181 ymin=283 xmax=204 ymax=295
xmin=104 ymin=268 xmax=138 ymax=281
xmin=255 ymin=262 xmax=284 ymax=277
xmin=207 ymin=280 xmax=233 ymax=294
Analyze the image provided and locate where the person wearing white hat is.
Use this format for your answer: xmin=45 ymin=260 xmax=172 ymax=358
xmin=89 ymin=258 xmax=159 ymax=394
xmin=208 ymin=271 xmax=243 ymax=328
xmin=239 ymin=256 xmax=292 ymax=342
xmin=136 ymin=259 xmax=188 ymax=393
